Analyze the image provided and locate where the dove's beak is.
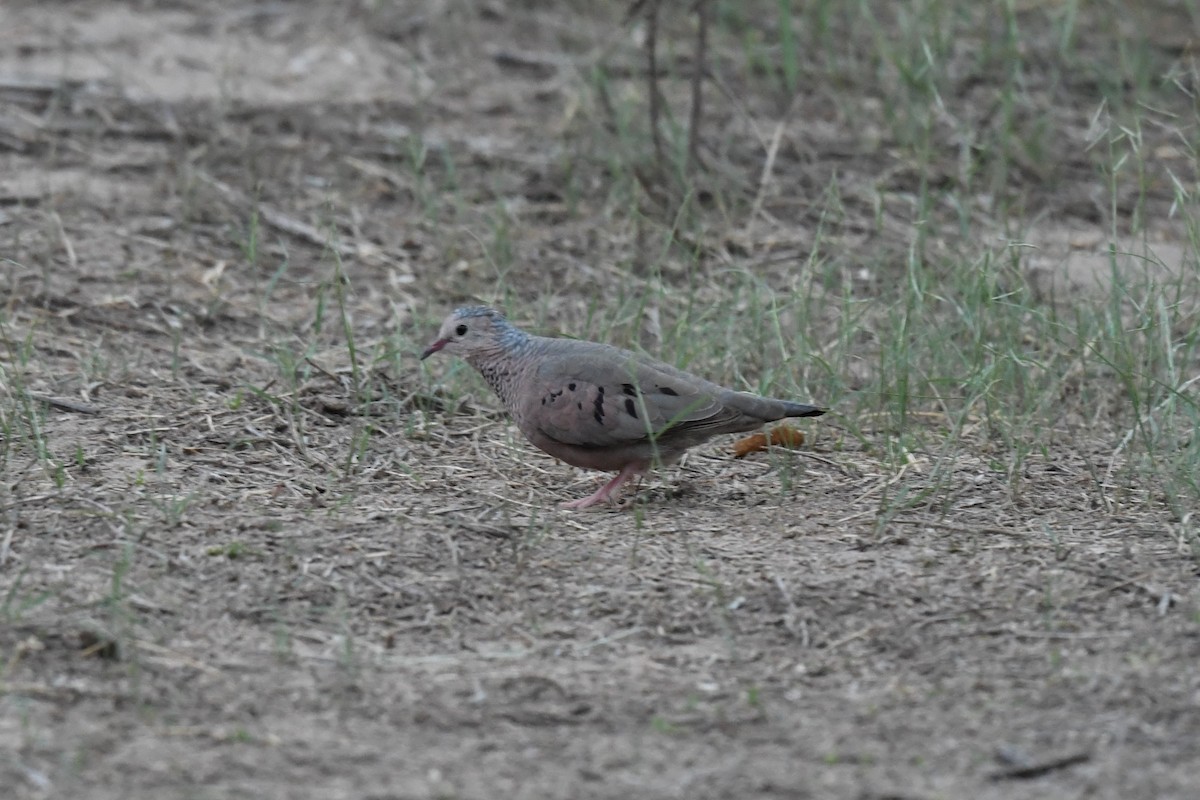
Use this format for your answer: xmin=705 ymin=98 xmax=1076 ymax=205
xmin=420 ymin=338 xmax=448 ymax=360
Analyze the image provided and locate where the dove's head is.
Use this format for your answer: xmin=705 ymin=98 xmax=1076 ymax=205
xmin=420 ymin=306 xmax=523 ymax=361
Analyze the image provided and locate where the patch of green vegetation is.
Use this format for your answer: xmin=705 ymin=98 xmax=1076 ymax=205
xmin=650 ymin=714 xmax=680 ymax=735
xmin=207 ymin=540 xmax=255 ymax=560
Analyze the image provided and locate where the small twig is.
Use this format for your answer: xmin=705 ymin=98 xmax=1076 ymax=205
xmin=31 ymin=393 xmax=101 ymax=415
xmin=748 ymin=118 xmax=787 ymax=224
xmin=573 ymin=626 xmax=645 ymax=654
xmin=343 ymin=155 xmax=408 ymax=191
xmin=0 ymin=524 xmax=14 ymax=566
xmin=989 ymin=750 xmax=1091 ymax=781
xmin=49 ymin=210 xmax=77 ymax=269
xmin=771 ymin=574 xmax=808 ymax=645
xmin=824 ymin=625 xmax=874 ymax=651
xmin=304 ymin=356 xmax=344 ymax=386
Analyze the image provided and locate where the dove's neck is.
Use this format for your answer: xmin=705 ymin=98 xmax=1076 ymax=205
xmin=467 ymin=328 xmax=536 ymax=409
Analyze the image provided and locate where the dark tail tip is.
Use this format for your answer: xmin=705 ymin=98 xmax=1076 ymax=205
xmin=785 ymin=403 xmax=827 ymax=418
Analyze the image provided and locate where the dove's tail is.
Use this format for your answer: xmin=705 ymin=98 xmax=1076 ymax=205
xmin=722 ymin=392 xmax=827 ymax=423
xmin=781 ymin=402 xmax=826 ymax=418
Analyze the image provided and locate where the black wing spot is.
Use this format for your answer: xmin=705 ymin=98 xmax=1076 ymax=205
xmin=622 ymin=383 xmax=637 ymax=396
xmin=624 ymin=398 xmax=638 ymax=419
xmin=659 ymin=386 xmax=679 ymax=396
xmin=568 ymin=383 xmax=576 ymax=391
xmin=577 ymin=402 xmax=583 ymax=410
xmin=592 ymin=386 xmax=606 ymax=424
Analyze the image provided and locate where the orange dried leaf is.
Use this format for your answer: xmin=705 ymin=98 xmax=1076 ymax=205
xmin=732 ymin=425 xmax=806 ymax=459
xmin=732 ymin=432 xmax=769 ymax=458
xmin=768 ymin=425 xmax=805 ymax=448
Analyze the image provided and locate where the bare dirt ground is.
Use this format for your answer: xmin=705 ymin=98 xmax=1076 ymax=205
xmin=2 ymin=2 xmax=1198 ymax=799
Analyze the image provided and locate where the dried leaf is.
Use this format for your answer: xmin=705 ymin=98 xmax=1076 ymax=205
xmin=733 ymin=425 xmax=805 ymax=458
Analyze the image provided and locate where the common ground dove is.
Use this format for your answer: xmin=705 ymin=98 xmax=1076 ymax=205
xmin=421 ymin=306 xmax=826 ymax=509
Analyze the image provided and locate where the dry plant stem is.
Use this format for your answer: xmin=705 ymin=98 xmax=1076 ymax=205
xmin=645 ymin=0 xmax=664 ymax=167
xmin=687 ymin=0 xmax=709 ymax=174
xmin=29 ymin=394 xmax=100 ymax=415
xmin=749 ymin=118 xmax=787 ymax=225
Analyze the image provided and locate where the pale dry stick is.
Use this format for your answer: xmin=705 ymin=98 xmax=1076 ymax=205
xmin=572 ymin=626 xmax=645 ymax=655
xmin=304 ymin=356 xmax=353 ymax=389
xmin=0 ymin=523 xmax=14 ymax=566
xmin=477 ymin=490 xmax=554 ymax=513
xmin=49 ymin=210 xmax=77 ymax=269
xmin=1174 ymin=510 xmax=1196 ymax=557
xmin=824 ymin=625 xmax=875 ymax=652
xmin=29 ymin=393 xmax=100 ymax=415
xmin=772 ymin=574 xmax=807 ymax=645
xmin=425 ymin=502 xmax=497 ymax=517
xmin=134 ymin=640 xmax=223 ymax=678
xmin=747 ymin=119 xmax=787 ymax=227
xmin=441 ymin=530 xmax=461 ymax=570
xmin=343 ymin=155 xmax=408 ymax=191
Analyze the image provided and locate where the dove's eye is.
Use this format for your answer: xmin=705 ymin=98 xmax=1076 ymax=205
xmin=455 ymin=324 xmax=468 ymax=336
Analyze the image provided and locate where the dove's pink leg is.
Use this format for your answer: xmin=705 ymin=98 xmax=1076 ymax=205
xmin=562 ymin=463 xmax=643 ymax=510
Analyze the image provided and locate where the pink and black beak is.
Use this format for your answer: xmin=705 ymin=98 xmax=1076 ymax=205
xmin=420 ymin=338 xmax=448 ymax=360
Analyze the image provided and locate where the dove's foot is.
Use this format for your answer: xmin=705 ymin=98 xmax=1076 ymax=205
xmin=562 ymin=464 xmax=642 ymax=510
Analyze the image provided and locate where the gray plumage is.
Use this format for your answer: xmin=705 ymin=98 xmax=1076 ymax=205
xmin=421 ymin=306 xmax=825 ymax=508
